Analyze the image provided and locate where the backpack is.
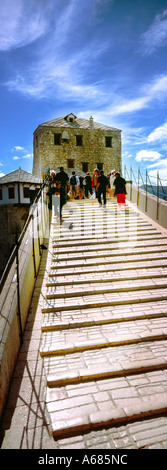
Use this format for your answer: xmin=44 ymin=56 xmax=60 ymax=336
xmin=70 ymin=175 xmax=77 ymax=185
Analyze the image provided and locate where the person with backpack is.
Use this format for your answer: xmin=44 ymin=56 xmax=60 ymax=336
xmin=69 ymin=171 xmax=79 ymax=199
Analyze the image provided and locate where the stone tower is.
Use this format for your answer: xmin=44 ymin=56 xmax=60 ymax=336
xmin=33 ymin=113 xmax=122 ymax=177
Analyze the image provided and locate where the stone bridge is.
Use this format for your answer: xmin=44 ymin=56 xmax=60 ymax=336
xmin=1 ymin=196 xmax=167 ymax=450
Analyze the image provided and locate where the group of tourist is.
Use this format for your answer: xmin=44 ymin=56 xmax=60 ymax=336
xmin=68 ymin=168 xmax=126 ymax=205
xmin=49 ymin=167 xmax=126 ymax=218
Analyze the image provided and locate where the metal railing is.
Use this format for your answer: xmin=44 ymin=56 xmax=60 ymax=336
xmin=0 ymin=173 xmax=50 ymax=346
xmin=124 ymin=165 xmax=167 ymax=220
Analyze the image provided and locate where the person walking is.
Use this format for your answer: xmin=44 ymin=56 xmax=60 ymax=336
xmin=92 ymin=168 xmax=99 ymax=198
xmin=78 ymin=175 xmax=84 ymax=199
xmin=109 ymin=170 xmax=116 ymax=197
xmin=55 ymin=166 xmax=69 ymax=218
xmin=69 ymin=171 xmax=79 ymax=199
xmin=113 ymin=171 xmax=126 ymax=208
xmin=97 ymin=170 xmax=108 ymax=207
xmin=85 ymin=172 xmax=92 ymax=198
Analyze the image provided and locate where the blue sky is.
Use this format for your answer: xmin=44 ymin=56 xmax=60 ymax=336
xmin=1 ymin=0 xmax=167 ymax=184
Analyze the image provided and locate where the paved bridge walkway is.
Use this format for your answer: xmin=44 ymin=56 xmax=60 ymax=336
xmin=1 ymin=198 xmax=167 ymax=449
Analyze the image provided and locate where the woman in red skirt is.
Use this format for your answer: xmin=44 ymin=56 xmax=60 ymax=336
xmin=113 ymin=172 xmax=126 ymax=207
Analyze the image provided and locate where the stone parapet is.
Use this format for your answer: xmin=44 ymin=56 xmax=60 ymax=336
xmin=126 ymin=183 xmax=167 ymax=230
xmin=0 ymin=194 xmax=49 ymax=420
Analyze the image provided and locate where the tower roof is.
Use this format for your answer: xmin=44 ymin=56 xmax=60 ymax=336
xmin=34 ymin=114 xmax=122 ymax=132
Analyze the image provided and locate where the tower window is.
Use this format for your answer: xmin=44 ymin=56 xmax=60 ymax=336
xmin=67 ymin=159 xmax=74 ymax=168
xmin=76 ymin=135 xmax=83 ymax=146
xmin=105 ymin=136 xmax=112 ymax=148
xmin=54 ymin=134 xmax=61 ymax=145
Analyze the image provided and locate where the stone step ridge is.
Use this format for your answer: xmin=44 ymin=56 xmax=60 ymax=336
xmin=51 ymin=234 xmax=167 ymax=248
xmin=51 ymin=254 xmax=167 ymax=270
xmin=53 ymin=211 xmax=144 ymax=218
xmin=46 ymin=269 xmax=167 ymax=286
xmin=51 ymin=235 xmax=161 ymax=247
xmin=46 ymin=357 xmax=167 ymax=387
xmin=43 ymin=337 xmax=167 ymax=371
xmin=47 ymin=391 xmax=167 ymax=438
xmin=49 ymin=260 xmax=167 ymax=276
xmin=41 ymin=296 xmax=167 ymax=321
xmin=52 ymin=215 xmax=140 ymax=225
xmin=46 ymin=278 xmax=167 ymax=299
xmin=42 ymin=291 xmax=167 ymax=313
xmin=51 ymin=233 xmax=162 ymax=244
xmin=40 ymin=316 xmax=167 ymax=357
xmin=52 ymin=246 xmax=167 ymax=262
xmin=57 ymin=207 xmax=135 ymax=215
xmin=52 ymin=239 xmax=167 ymax=254
xmin=53 ymin=221 xmax=153 ymax=229
xmin=45 ymin=347 xmax=167 ymax=436
xmin=41 ymin=304 xmax=167 ymax=332
xmin=52 ymin=221 xmax=159 ymax=230
xmin=40 ymin=332 xmax=167 ymax=357
xmin=52 ymin=213 xmax=153 ymax=223
xmin=53 ymin=240 xmax=167 ymax=255
xmin=44 ymin=337 xmax=167 ymax=379
xmin=53 ymin=208 xmax=136 ymax=216
xmin=52 ymin=228 xmax=160 ymax=238
xmin=52 ymin=215 xmax=153 ymax=224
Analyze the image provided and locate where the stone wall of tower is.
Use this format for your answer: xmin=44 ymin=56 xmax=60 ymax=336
xmin=33 ymin=125 xmax=122 ymax=177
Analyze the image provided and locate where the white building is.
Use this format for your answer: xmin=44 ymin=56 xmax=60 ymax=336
xmin=0 ymin=168 xmax=42 ymax=205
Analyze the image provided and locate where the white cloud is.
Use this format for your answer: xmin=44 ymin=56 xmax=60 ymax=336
xmin=148 ymin=158 xmax=167 ymax=169
xmin=0 ymin=0 xmax=47 ymax=51
xmin=148 ymin=156 xmax=167 ymax=184
xmin=22 ymin=153 xmax=33 ymax=159
xmin=114 ymin=75 xmax=167 ymax=116
xmin=7 ymin=52 xmax=104 ymax=101
xmin=122 ymin=151 xmax=133 ymax=159
xmin=140 ymin=8 xmax=167 ymax=56
xmin=87 ymin=74 xmax=167 ymax=120
xmin=147 ymin=121 xmax=167 ymax=143
xmin=13 ymin=146 xmax=24 ymax=151
xmin=12 ymin=152 xmax=32 ymax=160
xmin=135 ymin=150 xmax=162 ymax=162
xmin=3 ymin=0 xmax=167 ymax=126
xmin=110 ymin=97 xmax=149 ymax=115
xmin=148 ymin=168 xmax=167 ymax=184
xmin=150 ymin=75 xmax=167 ymax=95
xmin=0 ymin=173 xmax=5 ymax=177
xmin=3 ymin=0 xmax=110 ymax=101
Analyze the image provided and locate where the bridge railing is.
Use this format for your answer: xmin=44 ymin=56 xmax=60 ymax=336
xmin=124 ymin=165 xmax=167 ymax=229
